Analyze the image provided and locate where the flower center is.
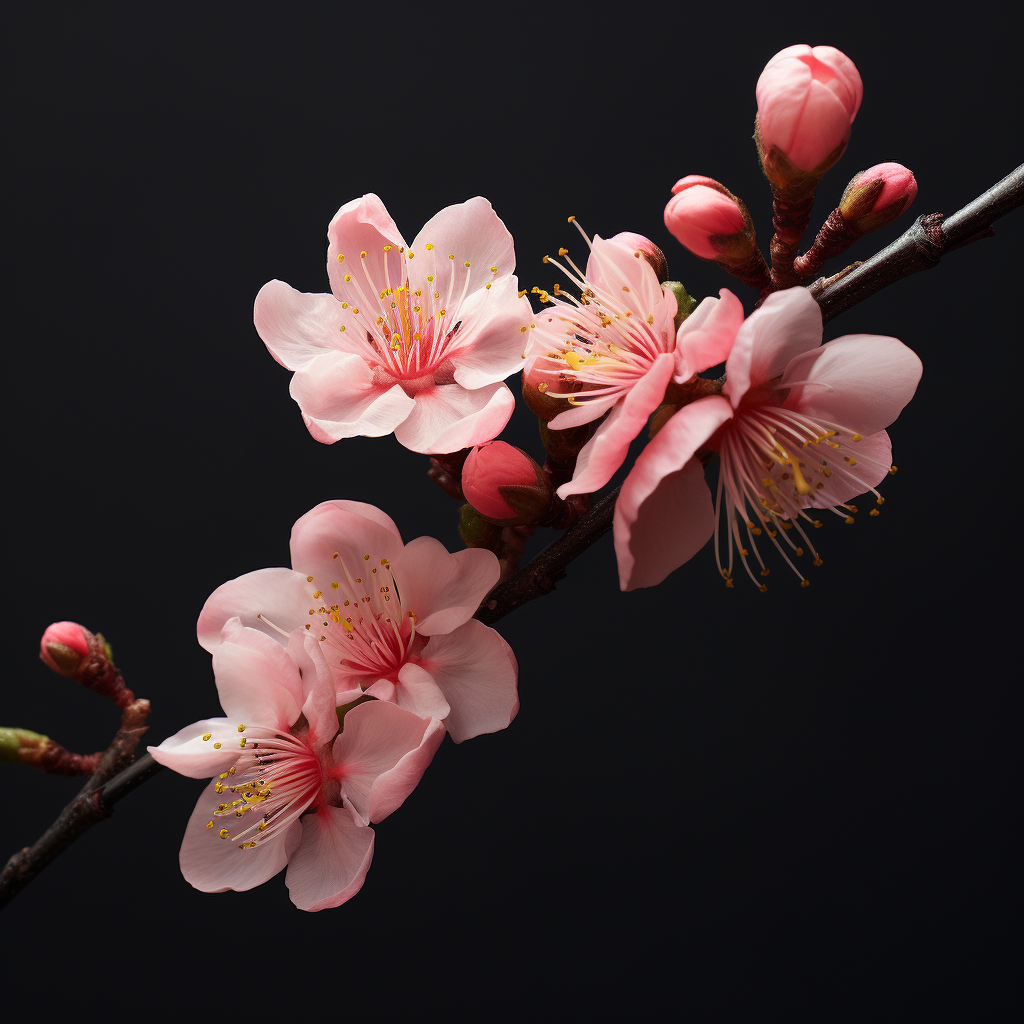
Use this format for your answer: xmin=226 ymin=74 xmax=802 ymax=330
xmin=334 ymin=244 xmax=499 ymax=380
xmin=304 ymin=551 xmax=416 ymax=678
xmin=713 ymin=399 xmax=894 ymax=589
xmin=205 ymin=727 xmax=324 ymax=849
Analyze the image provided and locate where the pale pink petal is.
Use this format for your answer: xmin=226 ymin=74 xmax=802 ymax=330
xmin=295 ymin=632 xmax=342 ymax=748
xmin=254 ymin=280 xmax=362 ymax=371
xmin=285 ymin=805 xmax=374 ymax=912
xmin=389 ymin=536 xmax=499 ymax=635
xmin=585 ymin=235 xmax=663 ymax=316
xmin=179 ymin=778 xmax=302 ymax=893
xmin=212 ymin=624 xmax=304 ymax=731
xmin=809 ymin=430 xmax=892 ymax=508
xmin=781 ymin=333 xmax=923 ymax=437
xmin=392 ymin=382 xmax=514 ymax=454
xmin=756 ymin=56 xmax=813 ymax=157
xmin=449 ymin=275 xmax=533 ymax=389
xmin=557 ymin=352 xmax=675 ymax=499
xmin=287 ymin=629 xmax=364 ymax=709
xmin=332 ymin=699 xmax=444 ymax=824
xmin=388 ymin=661 xmax=451 ymax=720
xmin=288 ymin=351 xmax=416 ymax=444
xmin=674 ymin=289 xmax=746 ymax=382
xmin=326 ymin=194 xmax=408 ymax=303
xmin=614 ymin=396 xmax=734 ymax=590
xmin=148 ymin=718 xmax=243 ymax=778
xmin=546 ymin=391 xmax=621 ymax=430
xmin=724 ymin=288 xmax=822 ymax=407
xmin=417 ymin=619 xmax=518 ymax=744
xmin=787 ymin=82 xmax=851 ymax=171
xmin=408 ymin=197 xmax=516 ymax=301
xmin=289 ymin=500 xmax=404 ymax=585
xmin=197 ymin=568 xmax=313 ymax=653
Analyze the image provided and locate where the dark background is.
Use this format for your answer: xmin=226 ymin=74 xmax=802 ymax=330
xmin=4 ymin=5 xmax=1017 ymax=1017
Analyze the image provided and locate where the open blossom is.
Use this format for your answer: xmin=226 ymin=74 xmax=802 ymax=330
xmin=614 ymin=288 xmax=922 ymax=590
xmin=150 ymin=619 xmax=443 ymax=910
xmin=197 ymin=500 xmax=518 ymax=744
xmin=255 ymin=194 xmax=533 ymax=454
xmin=523 ymin=223 xmax=746 ymax=499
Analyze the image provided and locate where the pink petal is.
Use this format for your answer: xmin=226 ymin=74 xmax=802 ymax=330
xmin=212 ymin=622 xmax=304 ymax=731
xmin=614 ymin=396 xmax=734 ymax=590
xmin=417 ymin=619 xmax=519 ymax=744
xmin=674 ymin=289 xmax=746 ymax=382
xmin=408 ymin=197 xmax=516 ymax=302
xmin=286 ymin=629 xmax=364 ymax=709
xmin=285 ymin=805 xmax=374 ymax=912
xmin=810 ymin=430 xmax=892 ymax=508
xmin=449 ymin=275 xmax=533 ymax=390
xmin=197 ymin=568 xmax=312 ymax=653
xmin=392 ymin=382 xmax=515 ymax=454
xmin=289 ymin=500 xmax=404 ymax=585
xmin=332 ymin=699 xmax=444 ymax=824
xmin=179 ymin=777 xmax=302 ymax=893
xmin=557 ymin=352 xmax=675 ymax=499
xmin=294 ymin=633 xmax=342 ymax=748
xmin=326 ymin=194 xmax=408 ymax=304
xmin=148 ymin=718 xmax=243 ymax=778
xmin=724 ymin=288 xmax=822 ymax=407
xmin=786 ymin=82 xmax=850 ymax=171
xmin=756 ymin=56 xmax=813 ymax=156
xmin=781 ymin=333 xmax=923 ymax=437
xmin=390 ymin=661 xmax=452 ymax=720
xmin=288 ymin=351 xmax=416 ymax=444
xmin=254 ymin=280 xmax=361 ymax=371
xmin=546 ymin=392 xmax=620 ymax=430
xmin=389 ymin=535 xmax=499 ymax=635
xmin=584 ymin=234 xmax=664 ymax=317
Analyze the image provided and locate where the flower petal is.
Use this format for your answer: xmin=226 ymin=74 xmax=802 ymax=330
xmin=585 ymin=234 xmax=664 ymax=317
xmin=557 ymin=352 xmax=675 ymax=499
xmin=389 ymin=536 xmax=499 ymax=635
xmin=674 ymin=289 xmax=745 ymax=382
xmin=293 ymin=632 xmax=343 ymax=748
xmin=724 ymin=288 xmax=822 ymax=407
xmin=450 ymin=275 xmax=533 ymax=390
xmin=388 ymin=661 xmax=452 ymax=720
xmin=333 ymin=699 xmax=444 ymax=824
xmin=614 ymin=395 xmax=734 ymax=590
xmin=326 ymin=194 xmax=408 ymax=304
xmin=809 ymin=430 xmax=892 ymax=508
xmin=417 ymin=619 xmax=519 ymax=743
xmin=197 ymin=568 xmax=312 ymax=653
xmin=392 ymin=382 xmax=514 ymax=454
xmin=289 ymin=351 xmax=416 ymax=444
xmin=408 ymin=197 xmax=516 ymax=301
xmin=179 ymin=777 xmax=302 ymax=893
xmin=285 ymin=806 xmax=375 ymax=912
xmin=782 ymin=333 xmax=923 ymax=437
xmin=148 ymin=718 xmax=244 ymax=778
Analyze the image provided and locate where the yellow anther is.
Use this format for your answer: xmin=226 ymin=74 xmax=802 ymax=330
xmin=567 ymin=215 xmax=576 ymax=223
xmin=795 ymin=547 xmax=804 ymax=556
xmin=448 ymin=254 xmax=455 ymax=260
xmin=425 ymin=243 xmax=434 ymax=250
xmin=889 ymin=465 xmax=898 ymax=475
xmin=800 ymin=579 xmax=810 ymax=588
xmin=219 ymin=828 xmax=230 ymax=839
xmin=337 ymin=254 xmax=345 ymax=262
xmin=331 ymin=582 xmax=339 ymax=589
xmin=202 ymin=733 xmax=212 ymax=741
xmin=213 ymin=742 xmax=222 ymax=749
xmin=307 ymin=576 xmax=314 ymax=582
xmin=869 ymin=509 xmax=880 ymax=516
xmin=845 ymin=516 xmax=855 ymax=524
xmin=464 ymin=261 xmax=471 ymax=267
xmin=360 ymin=250 xmax=367 ymax=258
xmin=760 ymin=568 xmax=770 ymax=577
xmin=542 ymin=255 xmax=550 ymax=263
xmin=564 ymin=351 xmax=583 ymax=371
xmin=537 ymin=382 xmax=549 ymax=393
xmin=239 ymin=738 xmax=246 ymax=748
xmin=344 ymin=274 xmax=352 ymax=282
xmin=851 ymin=433 xmax=863 ymax=442
xmin=490 ymin=265 xmax=497 ymax=273
xmin=237 ymin=724 xmax=245 ymax=733
xmin=813 ymin=556 xmax=823 ymax=566
xmin=558 ymin=247 xmax=568 ymax=256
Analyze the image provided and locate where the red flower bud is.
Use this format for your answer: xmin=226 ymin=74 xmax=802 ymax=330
xmin=462 ymin=441 xmax=552 ymax=525
xmin=607 ymin=232 xmax=669 ymax=282
xmin=664 ymin=177 xmax=755 ymax=262
xmin=40 ymin=620 xmax=90 ymax=677
xmin=839 ymin=162 xmax=918 ymax=234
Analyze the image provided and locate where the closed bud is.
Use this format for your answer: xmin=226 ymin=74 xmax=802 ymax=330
xmin=457 ymin=504 xmax=503 ymax=549
xmin=755 ymin=44 xmax=863 ymax=190
xmin=839 ymin=162 xmax=918 ymax=234
xmin=40 ymin=620 xmax=90 ymax=678
xmin=462 ymin=441 xmax=553 ymax=525
xmin=607 ymin=231 xmax=669 ymax=282
xmin=664 ymin=177 xmax=756 ymax=263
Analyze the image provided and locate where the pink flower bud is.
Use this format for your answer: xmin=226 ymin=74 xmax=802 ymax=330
xmin=463 ymin=441 xmax=550 ymax=523
xmin=839 ymin=162 xmax=918 ymax=234
xmin=40 ymin=620 xmax=90 ymax=677
xmin=607 ymin=231 xmax=669 ymax=282
xmin=756 ymin=44 xmax=863 ymax=178
xmin=664 ymin=176 xmax=750 ymax=261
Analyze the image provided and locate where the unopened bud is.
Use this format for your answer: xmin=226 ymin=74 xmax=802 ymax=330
xmin=40 ymin=620 xmax=90 ymax=678
xmin=607 ymin=231 xmax=669 ymax=282
xmin=462 ymin=441 xmax=553 ymax=525
xmin=0 ymin=727 xmax=101 ymax=775
xmin=665 ymin=177 xmax=755 ymax=262
xmin=457 ymin=504 xmax=503 ymax=549
xmin=839 ymin=163 xmax=918 ymax=235
xmin=755 ymin=44 xmax=863 ymax=190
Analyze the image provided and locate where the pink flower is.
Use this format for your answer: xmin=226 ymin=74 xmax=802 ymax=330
xmin=149 ymin=619 xmax=444 ymax=910
xmin=523 ymin=223 xmax=746 ymax=499
xmin=756 ymin=44 xmax=863 ymax=174
xmin=614 ymin=288 xmax=922 ymax=590
xmin=255 ymin=195 xmax=533 ymax=454
xmin=664 ymin=177 xmax=749 ymax=260
xmin=197 ymin=500 xmax=518 ymax=744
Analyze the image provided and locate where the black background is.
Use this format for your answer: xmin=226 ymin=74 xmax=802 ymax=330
xmin=5 ymin=5 xmax=1017 ymax=1017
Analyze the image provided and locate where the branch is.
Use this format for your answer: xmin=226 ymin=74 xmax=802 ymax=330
xmin=813 ymin=164 xmax=1023 ymax=322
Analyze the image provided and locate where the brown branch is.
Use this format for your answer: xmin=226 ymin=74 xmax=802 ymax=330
xmin=812 ymin=164 xmax=1023 ymax=322
xmin=0 ymin=698 xmax=151 ymax=910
